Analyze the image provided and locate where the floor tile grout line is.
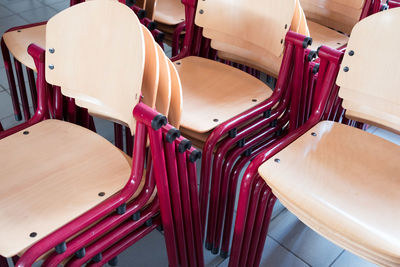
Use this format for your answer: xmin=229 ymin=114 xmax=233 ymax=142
xmin=328 ymin=249 xmax=345 ymax=267
xmin=268 ymin=235 xmax=312 ymax=267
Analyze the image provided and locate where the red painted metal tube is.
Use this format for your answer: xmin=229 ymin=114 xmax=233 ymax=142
xmin=253 ymin=195 xmax=276 ymax=267
xmin=66 ymin=97 xmax=77 ymax=123
xmin=220 ymin=137 xmax=279 ymax=257
xmin=26 ymin=67 xmax=37 ymax=110
xmin=114 ymin=123 xmax=123 ymax=150
xmin=146 ymin=122 xmax=179 ymax=266
xmin=53 ymin=86 xmax=63 ymax=120
xmin=164 ymin=139 xmax=189 ymax=266
xmin=65 ymin=199 xmax=160 ymax=267
xmin=1 ymin=40 xmax=21 ymax=121
xmin=43 ymin=156 xmax=155 ymax=266
xmin=245 ymin=185 xmax=271 ymax=266
xmin=238 ymin=178 xmax=264 ymax=267
xmin=0 ymin=256 xmax=9 ymax=267
xmin=13 ymin=60 xmax=31 ymax=121
xmin=0 ymin=44 xmax=47 ymax=139
xmin=199 ymin=34 xmax=299 ymax=237
xmin=85 ymin=217 xmax=162 ymax=267
xmin=172 ymin=22 xmax=186 ymax=57
xmin=228 ymin=46 xmax=343 ymax=267
xmin=176 ymin=148 xmax=197 ymax=267
xmin=125 ymin=127 xmax=133 ymax=156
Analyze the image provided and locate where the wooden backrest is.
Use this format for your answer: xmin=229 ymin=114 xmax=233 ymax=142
xmin=195 ymin=0 xmax=297 ymax=58
xmin=141 ymin=25 xmax=159 ymax=108
xmin=167 ymin=59 xmax=183 ymax=128
xmin=155 ymin=44 xmax=171 ymax=116
xmin=336 ymin=8 xmax=400 ymax=133
xmin=300 ymin=0 xmax=365 ymax=35
xmin=46 ymin=0 xmax=144 ymax=133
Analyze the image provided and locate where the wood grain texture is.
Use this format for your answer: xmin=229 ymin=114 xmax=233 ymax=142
xmin=45 ymin=0 xmax=144 ymax=134
xmin=258 ymin=121 xmax=400 ymax=266
xmin=337 ymin=8 xmax=400 ymax=133
xmin=195 ymin=0 xmax=296 ymax=57
xmin=155 ymin=44 xmax=171 ymax=116
xmin=167 ymin=59 xmax=182 ymax=128
xmin=300 ymin=0 xmax=365 ymax=34
xmin=0 ymin=120 xmax=132 ymax=257
xmin=3 ymin=24 xmax=46 ymax=71
xmin=153 ymin=0 xmax=185 ymax=25
xmin=175 ymin=56 xmax=272 ymax=133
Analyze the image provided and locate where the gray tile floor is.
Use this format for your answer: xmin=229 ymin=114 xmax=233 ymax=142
xmin=0 ymin=1 xmax=397 ymax=266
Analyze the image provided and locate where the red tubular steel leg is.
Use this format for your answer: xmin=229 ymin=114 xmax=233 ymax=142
xmin=0 ymin=257 xmax=8 ymax=267
xmin=89 ymin=116 xmax=96 ymax=132
xmin=253 ymin=195 xmax=276 ymax=267
xmin=146 ymin=119 xmax=179 ymax=267
xmin=1 ymin=38 xmax=22 ymax=121
xmin=14 ymin=60 xmax=31 ymax=121
xmin=26 ymin=67 xmax=37 ymax=110
xmin=164 ymin=138 xmax=189 ymax=267
xmin=78 ymin=108 xmax=90 ymax=128
xmin=187 ymin=151 xmax=205 ymax=267
xmin=176 ymin=146 xmax=197 ymax=267
xmin=172 ymin=22 xmax=186 ymax=57
xmin=220 ymin=138 xmax=278 ymax=257
xmin=245 ymin=185 xmax=271 ymax=266
xmin=53 ymin=86 xmax=63 ymax=120
xmin=238 ymin=177 xmax=264 ymax=267
xmin=66 ymin=97 xmax=77 ymax=123
xmin=65 ymin=200 xmax=160 ymax=267
xmin=85 ymin=217 xmax=161 ymax=267
xmin=114 ymin=123 xmax=123 ymax=150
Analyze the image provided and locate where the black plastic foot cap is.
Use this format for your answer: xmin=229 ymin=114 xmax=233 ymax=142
xmin=220 ymin=251 xmax=228 ymax=258
xmin=211 ymin=247 xmax=219 ymax=255
xmin=108 ymin=257 xmax=118 ymax=266
xmin=205 ymin=242 xmax=212 ymax=251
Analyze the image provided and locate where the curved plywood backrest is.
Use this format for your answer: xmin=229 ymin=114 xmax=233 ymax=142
xmin=195 ymin=0 xmax=296 ymax=58
xmin=336 ymin=8 xmax=400 ymax=133
xmin=46 ymin=0 xmax=144 ymax=134
xmin=141 ymin=25 xmax=159 ymax=108
xmin=155 ymin=44 xmax=171 ymax=116
xmin=300 ymin=0 xmax=365 ymax=35
xmin=167 ymin=59 xmax=183 ymax=128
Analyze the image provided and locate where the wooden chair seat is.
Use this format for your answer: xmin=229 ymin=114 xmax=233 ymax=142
xmin=174 ymin=56 xmax=273 ymax=133
xmin=258 ymin=120 xmax=400 ymax=266
xmin=308 ymin=20 xmax=349 ymax=50
xmin=3 ymin=24 xmax=46 ymax=71
xmin=0 ymin=119 xmax=142 ymax=257
xmin=154 ymin=0 xmax=185 ymax=25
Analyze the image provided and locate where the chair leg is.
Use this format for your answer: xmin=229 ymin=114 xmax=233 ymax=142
xmin=0 ymin=256 xmax=9 ymax=267
xmin=26 ymin=67 xmax=37 ymax=110
xmin=114 ymin=123 xmax=123 ymax=150
xmin=14 ymin=59 xmax=31 ymax=121
xmin=125 ymin=127 xmax=133 ymax=156
xmin=1 ymin=38 xmax=22 ymax=121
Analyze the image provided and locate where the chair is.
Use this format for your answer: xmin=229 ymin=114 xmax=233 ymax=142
xmin=230 ymin=8 xmax=400 ymax=267
xmin=0 ymin=1 xmax=203 ymax=266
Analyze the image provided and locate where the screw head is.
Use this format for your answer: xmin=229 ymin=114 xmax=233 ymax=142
xmin=348 ymin=50 xmax=354 ymax=56
xmin=49 ymin=48 xmax=55 ymax=54
xmin=98 ymin=192 xmax=105 ymax=197
xmin=48 ymin=64 xmax=55 ymax=70
xmin=280 ymin=39 xmax=283 ymax=44
xmin=343 ymin=66 xmax=349 ymax=72
xmin=199 ymin=9 xmax=204 ymax=14
xmin=252 ymin=99 xmax=257 ymax=102
xmin=23 ymin=131 xmax=29 ymax=135
xmin=284 ymin=24 xmax=288 ymax=29
xmin=30 ymin=232 xmax=37 ymax=238
xmin=213 ymin=118 xmax=219 ymax=122
xmin=311 ymin=132 xmax=317 ymax=136
xmin=176 ymin=62 xmax=181 ymax=65
xmin=274 ymin=158 xmax=280 ymax=163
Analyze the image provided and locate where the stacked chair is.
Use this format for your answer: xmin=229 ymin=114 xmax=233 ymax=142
xmin=0 ymin=1 xmax=203 ymax=267
xmin=229 ymin=8 xmax=400 ymax=267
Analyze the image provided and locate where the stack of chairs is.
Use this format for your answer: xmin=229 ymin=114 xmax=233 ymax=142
xmin=0 ymin=1 xmax=203 ymax=266
xmin=229 ymin=8 xmax=400 ymax=267
xmin=0 ymin=0 xmax=162 ymax=131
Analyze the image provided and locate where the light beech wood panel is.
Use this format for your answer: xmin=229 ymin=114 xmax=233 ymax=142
xmin=337 ymin=8 xmax=400 ymax=133
xmin=258 ymin=120 xmax=400 ymax=266
xmin=0 ymin=120 xmax=132 ymax=257
xmin=308 ymin=20 xmax=348 ymax=50
xmin=153 ymin=0 xmax=185 ymax=25
xmin=175 ymin=56 xmax=273 ymax=133
xmin=300 ymin=0 xmax=365 ymax=35
xmin=195 ymin=0 xmax=296 ymax=57
xmin=46 ymin=0 xmax=145 ymax=134
xmin=155 ymin=44 xmax=171 ymax=116
xmin=3 ymin=24 xmax=46 ymax=72
xmin=141 ymin=25 xmax=159 ymax=108
xmin=167 ymin=59 xmax=182 ymax=128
